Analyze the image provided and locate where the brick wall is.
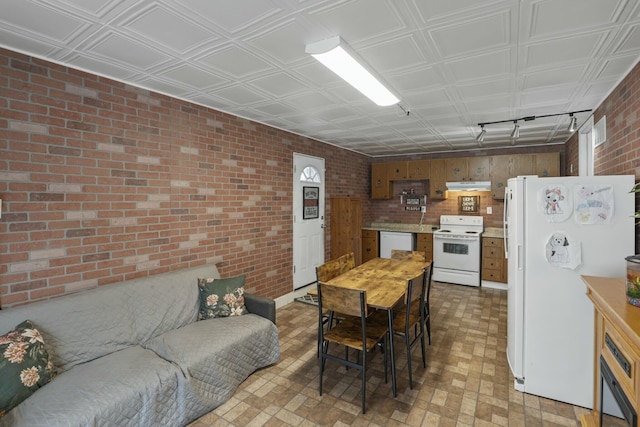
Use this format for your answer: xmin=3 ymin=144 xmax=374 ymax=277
xmin=565 ymin=60 xmax=640 ymax=251
xmin=0 ymin=48 xmax=371 ymax=308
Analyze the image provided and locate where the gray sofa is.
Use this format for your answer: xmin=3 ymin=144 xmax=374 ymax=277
xmin=0 ymin=264 xmax=280 ymax=427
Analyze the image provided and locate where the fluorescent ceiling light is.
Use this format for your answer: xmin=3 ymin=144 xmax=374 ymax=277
xmin=306 ymin=36 xmax=399 ymax=107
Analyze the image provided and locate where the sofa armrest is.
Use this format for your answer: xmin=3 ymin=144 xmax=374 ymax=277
xmin=245 ymin=294 xmax=276 ymax=324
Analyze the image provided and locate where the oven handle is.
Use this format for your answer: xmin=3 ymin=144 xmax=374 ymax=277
xmin=433 ymin=235 xmax=480 ymax=242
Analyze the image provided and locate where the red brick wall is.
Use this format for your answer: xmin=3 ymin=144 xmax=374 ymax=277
xmin=0 ymin=48 xmax=371 ymax=308
xmin=565 ymin=60 xmax=640 ymax=251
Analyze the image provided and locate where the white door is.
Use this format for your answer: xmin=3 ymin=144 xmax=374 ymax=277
xmin=293 ymin=153 xmax=325 ymax=290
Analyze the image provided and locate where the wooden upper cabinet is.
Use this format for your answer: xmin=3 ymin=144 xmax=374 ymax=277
xmin=429 ymin=158 xmax=447 ymax=200
xmin=533 ymin=152 xmax=560 ymax=177
xmin=511 ymin=154 xmax=534 ymax=176
xmin=387 ymin=161 xmax=408 ymax=180
xmin=371 ymin=163 xmax=391 ymax=200
xmin=445 ymin=158 xmax=468 ymax=181
xmin=490 ymin=155 xmax=511 ymax=199
xmin=407 ymin=159 xmax=430 ymax=180
xmin=468 ymin=157 xmax=490 ymax=181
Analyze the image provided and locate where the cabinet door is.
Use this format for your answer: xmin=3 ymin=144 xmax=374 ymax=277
xmin=511 ymin=154 xmax=534 ymax=176
xmin=361 ymin=230 xmax=378 ymax=263
xmin=407 ymin=159 xmax=430 ymax=180
xmin=416 ymin=233 xmax=433 ymax=262
xmin=388 ymin=161 xmax=408 ymax=181
xmin=533 ymin=152 xmax=560 ymax=177
xmin=490 ymin=155 xmax=510 ymax=199
xmin=429 ymin=159 xmax=447 ymax=200
xmin=445 ymin=158 xmax=468 ymax=181
xmin=371 ymin=163 xmax=391 ymax=199
xmin=468 ymin=157 xmax=490 ymax=181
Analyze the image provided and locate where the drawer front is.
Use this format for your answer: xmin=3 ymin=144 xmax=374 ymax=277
xmin=483 ymin=237 xmax=503 ymax=249
xmin=481 ymin=268 xmax=502 ymax=281
xmin=602 ymin=321 xmax=636 ymax=403
xmin=362 ymin=230 xmax=378 ymax=239
xmin=484 ymin=246 xmax=502 ymax=258
xmin=482 ymin=258 xmax=503 ymax=270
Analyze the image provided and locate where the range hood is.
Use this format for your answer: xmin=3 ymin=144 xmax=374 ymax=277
xmin=446 ymin=181 xmax=491 ymax=192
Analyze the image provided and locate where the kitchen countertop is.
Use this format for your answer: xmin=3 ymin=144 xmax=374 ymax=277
xmin=482 ymin=227 xmax=504 ymax=238
xmin=364 ymin=222 xmax=439 ymax=233
xmin=363 ymin=223 xmax=505 ymax=238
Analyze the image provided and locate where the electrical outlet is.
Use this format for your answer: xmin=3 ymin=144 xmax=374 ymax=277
xmin=420 ymin=206 xmax=426 ymax=213
xmin=486 ymin=206 xmax=493 ymax=214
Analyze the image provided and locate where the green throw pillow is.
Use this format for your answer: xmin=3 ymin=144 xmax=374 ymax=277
xmin=0 ymin=320 xmax=57 ymax=416
xmin=198 ymin=275 xmax=249 ymax=320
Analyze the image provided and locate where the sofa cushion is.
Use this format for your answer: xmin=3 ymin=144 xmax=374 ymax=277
xmin=143 ymin=314 xmax=280 ymax=409
xmin=198 ymin=275 xmax=248 ymax=319
xmin=0 ymin=320 xmax=56 ymax=416
xmin=0 ymin=345 xmax=210 ymax=427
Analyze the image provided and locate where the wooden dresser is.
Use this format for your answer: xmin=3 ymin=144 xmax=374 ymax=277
xmin=582 ymin=275 xmax=640 ymax=426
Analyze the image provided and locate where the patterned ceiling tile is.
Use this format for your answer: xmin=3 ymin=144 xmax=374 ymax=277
xmin=0 ymin=0 xmax=639 ymax=156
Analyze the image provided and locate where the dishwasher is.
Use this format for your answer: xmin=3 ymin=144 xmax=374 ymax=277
xmin=379 ymin=231 xmax=414 ymax=258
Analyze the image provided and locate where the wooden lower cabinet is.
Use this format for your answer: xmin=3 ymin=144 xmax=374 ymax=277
xmin=481 ymin=237 xmax=506 ymax=283
xmin=582 ymin=276 xmax=640 ymax=427
xmin=361 ymin=230 xmax=379 ymax=263
xmin=416 ymin=233 xmax=433 ymax=262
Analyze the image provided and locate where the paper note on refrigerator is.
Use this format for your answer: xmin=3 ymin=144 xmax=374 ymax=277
xmin=545 ymin=231 xmax=581 ymax=270
xmin=573 ymin=184 xmax=614 ymax=224
xmin=538 ymin=184 xmax=572 ymax=222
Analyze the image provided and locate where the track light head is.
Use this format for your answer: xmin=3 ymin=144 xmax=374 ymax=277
xmin=476 ymin=125 xmax=485 ymax=142
xmin=568 ymin=114 xmax=577 ymax=132
xmin=510 ymin=121 xmax=520 ymax=139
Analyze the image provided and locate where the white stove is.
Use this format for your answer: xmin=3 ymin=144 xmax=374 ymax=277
xmin=433 ymin=215 xmax=483 ymax=286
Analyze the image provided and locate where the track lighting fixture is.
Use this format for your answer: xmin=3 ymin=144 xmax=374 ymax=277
xmin=568 ymin=114 xmax=577 ymax=132
xmin=510 ymin=121 xmax=520 ymax=139
xmin=476 ymin=125 xmax=485 ymax=142
xmin=475 ymin=109 xmax=591 ymax=141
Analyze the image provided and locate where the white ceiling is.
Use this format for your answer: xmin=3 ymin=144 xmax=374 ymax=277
xmin=2 ymin=0 xmax=640 ymax=157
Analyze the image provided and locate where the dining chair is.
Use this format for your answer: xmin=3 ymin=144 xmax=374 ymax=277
xmin=317 ymin=281 xmax=389 ymax=414
xmin=391 ymin=269 xmax=427 ymax=389
xmin=390 ymin=250 xmax=427 ymax=262
xmin=315 ymin=252 xmax=356 ymax=357
xmin=423 ymin=261 xmax=433 ymax=345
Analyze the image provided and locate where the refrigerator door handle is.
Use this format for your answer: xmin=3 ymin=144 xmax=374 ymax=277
xmin=517 ymin=244 xmax=523 ymax=270
xmin=503 ymin=187 xmax=509 ymax=259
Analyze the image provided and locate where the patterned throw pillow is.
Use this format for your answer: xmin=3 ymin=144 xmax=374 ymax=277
xmin=0 ymin=320 xmax=57 ymax=416
xmin=197 ymin=275 xmax=249 ymax=320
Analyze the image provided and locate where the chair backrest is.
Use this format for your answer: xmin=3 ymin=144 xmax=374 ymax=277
xmin=406 ymin=270 xmax=426 ymax=306
xmin=318 ymin=282 xmax=366 ymax=318
xmin=391 ymin=250 xmax=426 ymax=262
xmin=316 ymin=252 xmax=355 ymax=282
xmin=424 ymin=261 xmax=433 ymax=308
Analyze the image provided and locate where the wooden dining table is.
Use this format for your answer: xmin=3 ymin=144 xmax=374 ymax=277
xmin=313 ymin=257 xmax=431 ymax=397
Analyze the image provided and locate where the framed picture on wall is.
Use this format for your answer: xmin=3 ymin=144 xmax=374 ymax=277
xmin=303 ymin=186 xmax=319 ymax=219
xmin=458 ymin=195 xmax=479 ymax=213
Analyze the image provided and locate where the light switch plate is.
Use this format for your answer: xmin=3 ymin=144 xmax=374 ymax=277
xmin=486 ymin=206 xmax=492 ymax=214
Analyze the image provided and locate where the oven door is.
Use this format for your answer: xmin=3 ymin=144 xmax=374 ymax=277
xmin=433 ymin=234 xmax=480 ymax=272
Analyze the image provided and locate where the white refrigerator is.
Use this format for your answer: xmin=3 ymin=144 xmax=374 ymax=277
xmin=504 ymin=175 xmax=635 ymax=408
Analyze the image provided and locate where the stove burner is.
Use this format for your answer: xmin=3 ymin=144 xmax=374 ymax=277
xmin=465 ymin=231 xmax=478 ymax=234
xmin=439 ymin=229 xmax=451 ymax=232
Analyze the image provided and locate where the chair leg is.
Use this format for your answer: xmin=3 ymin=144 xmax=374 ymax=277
xmin=426 ymin=316 xmax=431 ymax=345
xmin=420 ymin=321 xmax=426 ymax=369
xmin=361 ymin=348 xmax=366 ymax=414
xmin=405 ymin=333 xmax=413 ymax=389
